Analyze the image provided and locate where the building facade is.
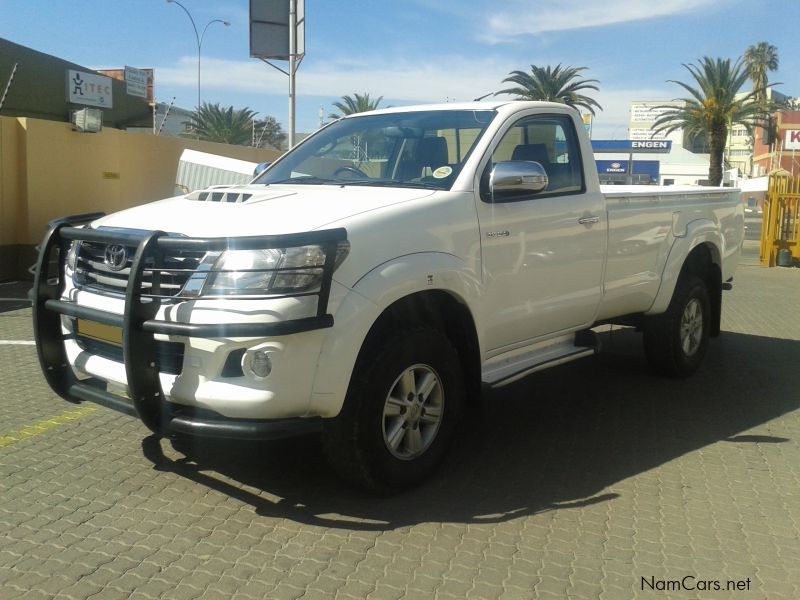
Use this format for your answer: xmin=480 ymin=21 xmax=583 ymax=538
xmin=0 ymin=38 xmax=151 ymax=129
xmin=752 ymin=110 xmax=800 ymax=176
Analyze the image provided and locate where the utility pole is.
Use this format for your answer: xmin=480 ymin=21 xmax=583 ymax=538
xmin=251 ymin=0 xmax=305 ymax=150
xmin=288 ymin=0 xmax=297 ymax=148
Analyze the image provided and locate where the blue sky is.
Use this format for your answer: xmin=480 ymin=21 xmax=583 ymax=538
xmin=1 ymin=0 xmax=798 ymax=138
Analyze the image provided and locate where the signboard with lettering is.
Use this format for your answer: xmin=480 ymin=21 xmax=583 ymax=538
xmin=124 ymin=66 xmax=148 ymax=98
xmin=629 ymin=102 xmax=682 ymax=123
xmin=629 ymin=127 xmax=669 ymax=141
xmin=66 ymin=70 xmax=113 ymax=108
xmin=592 ymin=140 xmax=672 ymax=154
xmin=596 ymin=160 xmax=659 ymax=177
xmin=785 ymin=130 xmax=800 ymax=150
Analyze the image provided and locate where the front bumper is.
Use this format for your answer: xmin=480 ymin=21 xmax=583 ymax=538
xmin=32 ymin=213 xmax=346 ymax=439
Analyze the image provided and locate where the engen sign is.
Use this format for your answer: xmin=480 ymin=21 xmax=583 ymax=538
xmin=785 ymin=130 xmax=800 ymax=150
xmin=66 ymin=70 xmax=113 ymax=108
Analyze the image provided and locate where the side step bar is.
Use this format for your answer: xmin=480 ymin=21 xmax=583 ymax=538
xmin=483 ymin=330 xmax=600 ymax=389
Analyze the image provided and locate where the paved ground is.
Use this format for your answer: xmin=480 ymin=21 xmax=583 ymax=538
xmin=1 ymin=244 xmax=799 ymax=599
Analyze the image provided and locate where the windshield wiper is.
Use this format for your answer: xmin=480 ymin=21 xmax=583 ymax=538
xmin=343 ymin=180 xmax=441 ymax=190
xmin=269 ymin=176 xmax=337 ymax=185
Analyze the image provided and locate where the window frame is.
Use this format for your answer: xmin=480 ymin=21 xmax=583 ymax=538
xmin=478 ymin=112 xmax=587 ymax=203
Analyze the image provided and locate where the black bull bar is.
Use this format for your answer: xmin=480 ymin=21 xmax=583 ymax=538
xmin=32 ymin=213 xmax=346 ymax=439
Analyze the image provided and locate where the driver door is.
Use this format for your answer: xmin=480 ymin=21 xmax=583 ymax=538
xmin=476 ymin=113 xmax=606 ymax=352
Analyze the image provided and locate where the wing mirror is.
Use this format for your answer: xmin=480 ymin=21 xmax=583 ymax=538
xmin=490 ymin=161 xmax=548 ymax=200
xmin=253 ymin=162 xmax=272 ymax=177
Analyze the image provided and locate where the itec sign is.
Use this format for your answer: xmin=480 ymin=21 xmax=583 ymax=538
xmin=785 ymin=130 xmax=800 ymax=151
xmin=66 ymin=70 xmax=113 ymax=109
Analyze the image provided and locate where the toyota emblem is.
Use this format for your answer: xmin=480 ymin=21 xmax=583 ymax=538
xmin=104 ymin=245 xmax=128 ymax=271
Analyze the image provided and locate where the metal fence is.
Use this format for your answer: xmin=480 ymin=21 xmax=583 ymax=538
xmin=761 ymin=173 xmax=800 ymax=267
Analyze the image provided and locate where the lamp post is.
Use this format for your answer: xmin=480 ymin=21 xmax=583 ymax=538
xmin=166 ymin=0 xmax=230 ymax=111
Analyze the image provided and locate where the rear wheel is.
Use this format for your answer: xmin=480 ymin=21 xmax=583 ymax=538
xmin=643 ymin=275 xmax=710 ymax=377
xmin=323 ymin=327 xmax=464 ymax=493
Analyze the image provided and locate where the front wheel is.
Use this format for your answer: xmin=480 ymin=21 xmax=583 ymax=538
xmin=323 ymin=327 xmax=464 ymax=493
xmin=643 ymin=275 xmax=711 ymax=377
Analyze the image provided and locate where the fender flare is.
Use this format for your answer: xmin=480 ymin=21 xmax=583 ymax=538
xmin=646 ymin=219 xmax=722 ymax=315
xmin=309 ymin=252 xmax=484 ymax=417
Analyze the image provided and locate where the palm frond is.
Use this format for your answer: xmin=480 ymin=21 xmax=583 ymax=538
xmin=494 ymin=63 xmax=602 ymax=115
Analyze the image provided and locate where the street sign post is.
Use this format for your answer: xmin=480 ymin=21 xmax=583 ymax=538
xmin=250 ymin=0 xmax=305 ymax=149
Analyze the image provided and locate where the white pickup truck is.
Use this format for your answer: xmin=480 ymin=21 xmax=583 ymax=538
xmin=33 ymin=101 xmax=743 ymax=492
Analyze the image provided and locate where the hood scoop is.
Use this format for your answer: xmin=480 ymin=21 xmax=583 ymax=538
xmin=185 ymin=185 xmax=297 ymax=204
xmin=187 ymin=189 xmax=253 ymax=203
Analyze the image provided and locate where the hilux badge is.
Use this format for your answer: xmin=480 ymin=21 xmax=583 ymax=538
xmin=104 ymin=245 xmax=128 ymax=271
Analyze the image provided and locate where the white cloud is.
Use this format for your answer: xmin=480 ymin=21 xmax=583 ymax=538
xmin=482 ymin=0 xmax=723 ymax=41
xmin=157 ymin=55 xmax=519 ymax=104
xmin=156 ymin=56 xmax=674 ymax=139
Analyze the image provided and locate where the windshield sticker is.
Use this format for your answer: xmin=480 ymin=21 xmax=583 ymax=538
xmin=432 ymin=166 xmax=453 ymax=179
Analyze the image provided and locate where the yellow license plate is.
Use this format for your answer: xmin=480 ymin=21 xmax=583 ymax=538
xmin=76 ymin=319 xmax=123 ymax=346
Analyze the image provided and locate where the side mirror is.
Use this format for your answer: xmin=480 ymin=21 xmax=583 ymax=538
xmin=490 ymin=160 xmax=548 ymax=200
xmin=253 ymin=162 xmax=272 ymax=177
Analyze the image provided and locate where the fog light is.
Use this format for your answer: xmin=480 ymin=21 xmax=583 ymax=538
xmin=249 ymin=350 xmax=272 ymax=378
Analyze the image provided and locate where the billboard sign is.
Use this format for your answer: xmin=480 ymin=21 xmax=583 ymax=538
xmin=592 ymin=140 xmax=672 ymax=154
xmin=124 ymin=66 xmax=149 ymax=98
xmin=785 ymin=130 xmax=800 ymax=150
xmin=250 ymin=0 xmax=305 ymax=60
xmin=629 ymin=127 xmax=670 ymax=141
xmin=67 ymin=70 xmax=113 ymax=108
xmin=595 ymin=160 xmax=660 ymax=179
xmin=629 ymin=102 xmax=682 ymax=124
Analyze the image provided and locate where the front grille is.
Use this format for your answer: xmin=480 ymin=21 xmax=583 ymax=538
xmin=74 ymin=240 xmax=206 ymax=297
xmin=76 ymin=336 xmax=185 ymax=375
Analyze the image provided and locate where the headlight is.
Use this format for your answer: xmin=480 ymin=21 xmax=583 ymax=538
xmin=204 ymin=242 xmax=349 ymax=296
xmin=271 ymin=245 xmax=327 ymax=292
xmin=205 ymin=249 xmax=282 ymax=295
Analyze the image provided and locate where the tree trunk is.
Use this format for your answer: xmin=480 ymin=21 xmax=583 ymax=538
xmin=707 ymin=127 xmax=727 ymax=186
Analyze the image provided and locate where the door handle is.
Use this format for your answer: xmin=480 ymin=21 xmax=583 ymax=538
xmin=578 ymin=215 xmax=600 ymax=225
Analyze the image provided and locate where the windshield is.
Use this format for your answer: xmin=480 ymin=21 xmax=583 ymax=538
xmin=254 ymin=109 xmax=496 ymax=190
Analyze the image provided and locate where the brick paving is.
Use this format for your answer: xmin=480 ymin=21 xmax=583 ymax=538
xmin=1 ymin=244 xmax=799 ymax=599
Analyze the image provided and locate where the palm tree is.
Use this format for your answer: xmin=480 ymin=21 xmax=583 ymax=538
xmin=652 ymin=57 xmax=764 ymax=186
xmin=184 ymin=103 xmax=258 ymax=145
xmin=329 ymin=93 xmax=384 ymax=119
xmin=744 ymin=42 xmax=778 ymax=103
xmin=494 ymin=64 xmax=602 ymax=115
xmin=253 ymin=115 xmax=287 ymax=150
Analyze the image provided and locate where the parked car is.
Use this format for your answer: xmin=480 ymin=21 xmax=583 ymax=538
xmin=33 ymin=101 xmax=744 ymax=492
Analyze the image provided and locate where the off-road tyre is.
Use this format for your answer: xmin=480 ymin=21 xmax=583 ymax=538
xmin=643 ymin=275 xmax=711 ymax=377
xmin=322 ymin=327 xmax=464 ymax=494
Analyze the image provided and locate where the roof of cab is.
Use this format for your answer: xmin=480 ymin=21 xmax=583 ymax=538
xmin=344 ymin=100 xmax=577 ymax=118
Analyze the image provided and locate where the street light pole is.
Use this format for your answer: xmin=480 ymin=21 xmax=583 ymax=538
xmin=166 ymin=0 xmax=230 ymax=111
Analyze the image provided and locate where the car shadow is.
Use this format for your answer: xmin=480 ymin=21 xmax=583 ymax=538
xmin=141 ymin=329 xmax=800 ymax=531
xmin=0 ymin=282 xmax=32 ymax=314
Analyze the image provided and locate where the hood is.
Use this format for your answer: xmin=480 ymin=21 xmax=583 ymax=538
xmin=92 ymin=184 xmax=435 ymax=236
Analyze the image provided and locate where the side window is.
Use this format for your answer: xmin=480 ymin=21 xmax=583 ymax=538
xmin=482 ymin=114 xmax=585 ymax=201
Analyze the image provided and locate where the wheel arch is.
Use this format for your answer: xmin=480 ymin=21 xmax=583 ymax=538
xmin=647 ymin=221 xmax=723 ymax=337
xmin=357 ymin=290 xmax=482 ymax=405
xmin=310 ymin=253 xmax=484 ymax=417
xmin=679 ymin=243 xmax=723 ymax=337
